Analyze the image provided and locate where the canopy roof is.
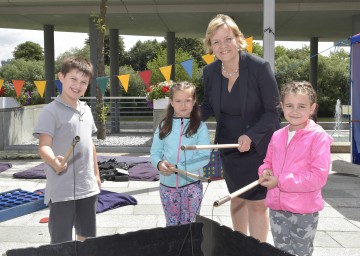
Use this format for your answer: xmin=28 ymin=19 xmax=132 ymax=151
xmin=0 ymin=0 xmax=359 ymax=42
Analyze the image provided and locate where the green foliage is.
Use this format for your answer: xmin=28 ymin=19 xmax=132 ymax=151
xmin=13 ymin=41 xmax=44 ymax=61
xmin=173 ymin=37 xmax=206 ymax=68
xmin=1 ymin=38 xmax=351 ymax=117
xmin=0 ymin=59 xmax=45 ymax=105
xmin=274 ymin=45 xmax=350 ymax=117
xmin=252 ymin=42 xmax=263 ymax=57
xmin=147 ymin=48 xmax=200 ymax=84
xmin=317 ymin=49 xmax=350 ymax=116
xmin=55 ymin=45 xmax=91 ymax=72
xmin=118 ymin=65 xmax=147 ymax=97
xmin=125 ymin=39 xmax=162 ymax=71
xmin=85 ymin=35 xmax=126 ymax=66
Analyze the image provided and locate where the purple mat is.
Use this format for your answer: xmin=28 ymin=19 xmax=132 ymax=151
xmin=13 ymin=156 xmax=159 ymax=181
xmin=0 ymin=162 xmax=12 ymax=173
xmin=97 ymin=189 xmax=137 ymax=213
xmin=35 ymin=189 xmax=137 ymax=213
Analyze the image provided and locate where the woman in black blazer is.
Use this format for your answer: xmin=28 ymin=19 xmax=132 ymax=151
xmin=201 ymin=14 xmax=280 ymax=242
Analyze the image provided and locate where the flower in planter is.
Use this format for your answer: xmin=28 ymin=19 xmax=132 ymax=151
xmin=146 ymin=80 xmax=174 ymax=103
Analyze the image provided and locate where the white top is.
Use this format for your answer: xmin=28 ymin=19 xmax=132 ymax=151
xmin=287 ymin=130 xmax=296 ymax=145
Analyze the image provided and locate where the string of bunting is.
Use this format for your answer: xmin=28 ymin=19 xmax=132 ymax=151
xmin=13 ymin=35 xmax=349 ymax=99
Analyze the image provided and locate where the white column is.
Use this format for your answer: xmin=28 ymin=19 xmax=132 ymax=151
xmin=263 ymin=0 xmax=275 ymax=72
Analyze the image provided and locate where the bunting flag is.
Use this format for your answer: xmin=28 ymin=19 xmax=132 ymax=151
xmin=12 ymin=80 xmax=25 ymax=98
xmin=33 ymin=81 xmax=46 ymax=98
xmin=138 ymin=70 xmax=152 ymax=89
xmin=159 ymin=65 xmax=172 ymax=82
xmin=180 ymin=59 xmax=193 ymax=78
xmin=118 ymin=74 xmax=130 ymax=93
xmin=55 ymin=80 xmax=62 ymax=94
xmin=202 ymin=54 xmax=215 ymax=64
xmin=246 ymin=36 xmax=253 ymax=53
xmin=1 ymin=37 xmax=253 ymax=98
xmin=96 ymin=77 xmax=109 ymax=96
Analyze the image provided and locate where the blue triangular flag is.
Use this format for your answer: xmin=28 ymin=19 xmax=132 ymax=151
xmin=180 ymin=59 xmax=193 ymax=79
xmin=55 ymin=80 xmax=62 ymax=94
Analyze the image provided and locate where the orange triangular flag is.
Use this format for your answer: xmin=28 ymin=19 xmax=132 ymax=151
xmin=246 ymin=36 xmax=253 ymax=53
xmin=0 ymin=79 xmax=4 ymax=89
xmin=12 ymin=80 xmax=25 ymax=98
xmin=34 ymin=80 xmax=46 ymax=98
xmin=138 ymin=70 xmax=152 ymax=89
xmin=202 ymin=54 xmax=215 ymax=64
xmin=117 ymin=74 xmax=130 ymax=93
xmin=159 ymin=65 xmax=172 ymax=82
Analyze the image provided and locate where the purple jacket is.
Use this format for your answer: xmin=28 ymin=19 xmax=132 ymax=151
xmin=258 ymin=120 xmax=333 ymax=214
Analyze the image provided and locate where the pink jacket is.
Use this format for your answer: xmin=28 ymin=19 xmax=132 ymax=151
xmin=258 ymin=120 xmax=333 ymax=214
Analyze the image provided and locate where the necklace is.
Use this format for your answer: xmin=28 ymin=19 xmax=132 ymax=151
xmin=222 ymin=63 xmax=239 ymax=77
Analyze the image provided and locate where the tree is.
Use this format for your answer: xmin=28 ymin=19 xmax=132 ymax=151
xmin=85 ymin=35 xmax=126 ymax=66
xmin=125 ymin=39 xmax=162 ymax=71
xmin=164 ymin=37 xmax=206 ymax=68
xmin=93 ymin=0 xmax=108 ymax=139
xmin=12 ymin=41 xmax=44 ymax=61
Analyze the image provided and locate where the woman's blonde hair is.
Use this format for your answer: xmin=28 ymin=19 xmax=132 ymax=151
xmin=204 ymin=14 xmax=247 ymax=54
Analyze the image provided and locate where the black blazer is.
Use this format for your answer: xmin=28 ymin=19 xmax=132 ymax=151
xmin=201 ymin=51 xmax=280 ymax=156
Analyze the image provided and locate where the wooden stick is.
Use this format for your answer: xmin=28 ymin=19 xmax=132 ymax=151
xmin=181 ymin=144 xmax=240 ymax=151
xmin=213 ymin=180 xmax=259 ymax=207
xmin=60 ymin=136 xmax=80 ymax=166
xmin=172 ymin=167 xmax=211 ymax=183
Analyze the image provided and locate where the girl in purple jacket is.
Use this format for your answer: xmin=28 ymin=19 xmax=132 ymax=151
xmin=258 ymin=81 xmax=333 ymax=256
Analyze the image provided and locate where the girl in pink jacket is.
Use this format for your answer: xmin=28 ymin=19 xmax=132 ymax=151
xmin=259 ymin=81 xmax=333 ymax=256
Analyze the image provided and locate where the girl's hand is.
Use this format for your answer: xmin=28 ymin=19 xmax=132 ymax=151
xmin=158 ymin=161 xmax=175 ymax=176
xmin=259 ymin=169 xmax=278 ymax=189
xmin=238 ymin=135 xmax=252 ymax=152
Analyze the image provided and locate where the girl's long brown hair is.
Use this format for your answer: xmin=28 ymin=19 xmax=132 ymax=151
xmin=158 ymin=81 xmax=201 ymax=139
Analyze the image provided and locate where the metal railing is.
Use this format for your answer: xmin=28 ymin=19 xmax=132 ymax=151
xmin=81 ymin=97 xmax=153 ymax=133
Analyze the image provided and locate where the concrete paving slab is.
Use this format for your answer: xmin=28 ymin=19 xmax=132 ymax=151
xmin=0 ymin=152 xmax=360 ymax=256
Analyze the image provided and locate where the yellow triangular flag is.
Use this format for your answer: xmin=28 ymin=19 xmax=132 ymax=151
xmin=0 ymin=79 xmax=4 ymax=90
xmin=246 ymin=36 xmax=253 ymax=53
xmin=34 ymin=80 xmax=46 ymax=98
xmin=159 ymin=65 xmax=172 ymax=82
xmin=117 ymin=74 xmax=130 ymax=93
xmin=202 ymin=54 xmax=215 ymax=64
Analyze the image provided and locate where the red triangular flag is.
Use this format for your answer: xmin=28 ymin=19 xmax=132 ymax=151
xmin=138 ymin=70 xmax=152 ymax=89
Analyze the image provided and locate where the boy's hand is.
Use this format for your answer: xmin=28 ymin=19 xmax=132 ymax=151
xmin=52 ymin=155 xmax=67 ymax=174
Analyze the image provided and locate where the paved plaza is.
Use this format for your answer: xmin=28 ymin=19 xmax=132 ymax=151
xmin=0 ymin=152 xmax=359 ymax=256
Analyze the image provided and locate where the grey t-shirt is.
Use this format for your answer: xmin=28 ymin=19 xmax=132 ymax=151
xmin=33 ymin=96 xmax=99 ymax=204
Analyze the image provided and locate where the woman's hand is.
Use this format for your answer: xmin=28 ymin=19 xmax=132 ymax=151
xmin=237 ymin=135 xmax=252 ymax=152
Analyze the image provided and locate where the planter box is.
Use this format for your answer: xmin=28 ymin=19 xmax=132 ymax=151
xmin=0 ymin=97 xmax=20 ymax=109
xmin=153 ymin=97 xmax=169 ymax=109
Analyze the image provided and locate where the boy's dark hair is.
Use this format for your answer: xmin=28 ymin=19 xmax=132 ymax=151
xmin=60 ymin=57 xmax=94 ymax=81
xmin=158 ymin=81 xmax=201 ymax=140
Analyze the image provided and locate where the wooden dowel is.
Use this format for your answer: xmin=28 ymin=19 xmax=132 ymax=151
xmin=213 ymin=180 xmax=259 ymax=207
xmin=181 ymin=144 xmax=240 ymax=151
xmin=60 ymin=136 xmax=80 ymax=166
xmin=172 ymin=168 xmax=211 ymax=183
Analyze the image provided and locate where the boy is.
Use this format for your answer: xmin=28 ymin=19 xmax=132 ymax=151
xmin=33 ymin=57 xmax=101 ymax=244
